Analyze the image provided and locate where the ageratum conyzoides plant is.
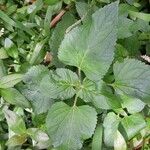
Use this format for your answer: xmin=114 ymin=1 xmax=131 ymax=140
xmin=0 ymin=0 xmax=150 ymax=149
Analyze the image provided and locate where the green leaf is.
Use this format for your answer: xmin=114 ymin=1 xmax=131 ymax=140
xmin=21 ymin=65 xmax=79 ymax=113
xmin=92 ymin=125 xmax=103 ymax=150
xmin=29 ymin=39 xmax=47 ymax=65
xmin=4 ymin=38 xmax=18 ymax=59
xmin=3 ymin=108 xmax=26 ymax=134
xmin=0 ymin=48 xmax=8 ymax=59
xmin=50 ymin=12 xmax=75 ymax=66
xmin=58 ymin=2 xmax=118 ymax=81
xmin=129 ymin=11 xmax=150 ymax=22
xmin=75 ymin=1 xmax=95 ymax=22
xmin=29 ymin=0 xmax=43 ymax=20
xmin=0 ymin=10 xmax=34 ymax=35
xmin=114 ymin=131 xmax=127 ymax=150
xmin=103 ymin=112 xmax=120 ymax=147
xmin=44 ymin=6 xmax=53 ymax=33
xmin=44 ymin=2 xmax=62 ymax=33
xmin=20 ymin=65 xmax=54 ymax=114
xmin=113 ymin=59 xmax=150 ymax=105
xmin=97 ymin=0 xmax=110 ymax=4
xmin=63 ymin=0 xmax=72 ymax=4
xmin=44 ymin=0 xmax=60 ymax=5
xmin=119 ymin=34 xmax=140 ymax=56
xmin=120 ymin=113 xmax=146 ymax=140
xmin=118 ymin=16 xmax=134 ymax=39
xmin=0 ymin=60 xmax=6 ymax=78
xmin=76 ymin=1 xmax=89 ymax=19
xmin=48 ymin=68 xmax=79 ymax=100
xmin=6 ymin=134 xmax=27 ymax=147
xmin=114 ymin=44 xmax=128 ymax=61
xmin=27 ymin=128 xmax=51 ymax=149
xmin=78 ymin=78 xmax=121 ymax=109
xmin=0 ymin=74 xmax=23 ymax=89
xmin=46 ymin=102 xmax=97 ymax=150
xmin=120 ymin=94 xmax=145 ymax=114
xmin=1 ymin=88 xmax=31 ymax=108
xmin=131 ymin=19 xmax=150 ymax=33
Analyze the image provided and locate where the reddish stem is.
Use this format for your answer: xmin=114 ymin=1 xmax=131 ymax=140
xmin=50 ymin=4 xmax=71 ymax=28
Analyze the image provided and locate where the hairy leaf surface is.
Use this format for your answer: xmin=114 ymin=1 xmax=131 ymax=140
xmin=20 ymin=65 xmax=54 ymax=114
xmin=58 ymin=2 xmax=118 ymax=81
xmin=78 ymin=78 xmax=121 ymax=109
xmin=48 ymin=68 xmax=79 ymax=100
xmin=113 ymin=59 xmax=150 ymax=104
xmin=46 ymin=102 xmax=97 ymax=150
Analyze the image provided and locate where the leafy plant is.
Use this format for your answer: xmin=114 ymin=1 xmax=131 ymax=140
xmin=0 ymin=0 xmax=150 ymax=149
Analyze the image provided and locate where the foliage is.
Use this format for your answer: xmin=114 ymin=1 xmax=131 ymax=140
xmin=0 ymin=0 xmax=150 ymax=149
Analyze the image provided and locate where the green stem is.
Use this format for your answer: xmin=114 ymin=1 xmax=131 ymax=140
xmin=78 ymin=68 xmax=81 ymax=80
xmin=73 ymin=68 xmax=82 ymax=107
xmin=73 ymin=93 xmax=78 ymax=107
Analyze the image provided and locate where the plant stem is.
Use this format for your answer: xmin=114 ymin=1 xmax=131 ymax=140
xmin=50 ymin=4 xmax=71 ymax=28
xmin=73 ymin=68 xmax=82 ymax=107
xmin=78 ymin=68 xmax=81 ymax=80
xmin=73 ymin=93 xmax=78 ymax=107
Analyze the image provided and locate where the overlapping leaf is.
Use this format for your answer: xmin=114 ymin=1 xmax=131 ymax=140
xmin=0 ymin=74 xmax=23 ymax=89
xmin=1 ymin=88 xmax=31 ymax=108
xmin=113 ymin=59 xmax=150 ymax=104
xmin=58 ymin=2 xmax=118 ymax=81
xmin=103 ymin=112 xmax=120 ymax=147
xmin=46 ymin=102 xmax=97 ymax=150
xmin=20 ymin=66 xmax=79 ymax=114
xmin=78 ymin=78 xmax=121 ymax=109
xmin=20 ymin=65 xmax=53 ymax=114
xmin=48 ymin=68 xmax=79 ymax=100
xmin=120 ymin=113 xmax=146 ymax=140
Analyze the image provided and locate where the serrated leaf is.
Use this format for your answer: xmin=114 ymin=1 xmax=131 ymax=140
xmin=103 ymin=112 xmax=120 ymax=147
xmin=58 ymin=2 xmax=118 ymax=81
xmin=75 ymin=1 xmax=96 ymax=22
xmin=1 ymin=88 xmax=31 ymax=108
xmin=119 ymin=34 xmax=140 ymax=56
xmin=92 ymin=125 xmax=103 ymax=150
xmin=120 ymin=113 xmax=146 ymax=140
xmin=46 ymin=102 xmax=97 ymax=150
xmin=76 ymin=2 xmax=89 ymax=19
xmin=0 ymin=74 xmax=23 ymax=89
xmin=78 ymin=78 xmax=121 ymax=109
xmin=118 ymin=16 xmax=134 ymax=39
xmin=114 ymin=44 xmax=128 ymax=61
xmin=120 ymin=94 xmax=145 ymax=114
xmin=130 ymin=19 xmax=150 ymax=33
xmin=20 ymin=65 xmax=54 ymax=114
xmin=48 ymin=68 xmax=79 ymax=100
xmin=113 ymin=59 xmax=150 ymax=105
xmin=20 ymin=66 xmax=78 ymax=114
xmin=50 ymin=12 xmax=75 ymax=66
